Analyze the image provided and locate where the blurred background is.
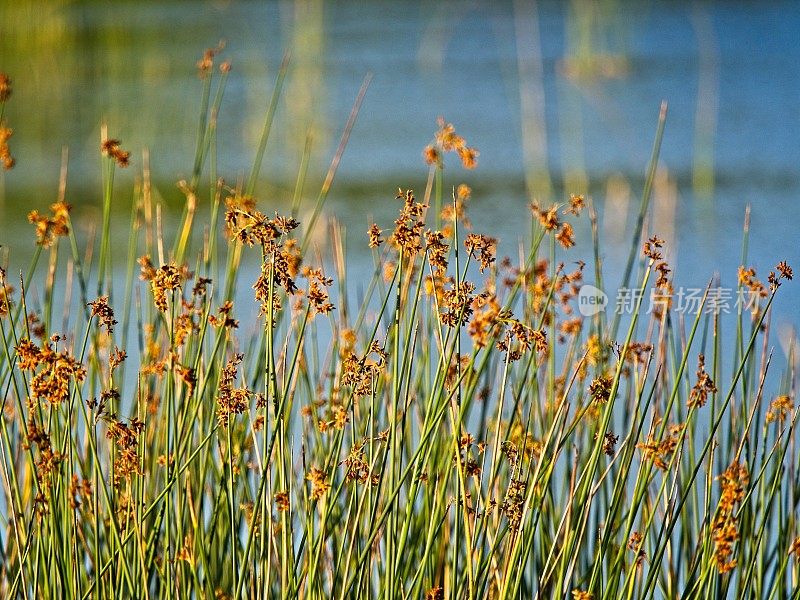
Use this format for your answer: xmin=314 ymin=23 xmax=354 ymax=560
xmin=0 ymin=0 xmax=797 ymax=337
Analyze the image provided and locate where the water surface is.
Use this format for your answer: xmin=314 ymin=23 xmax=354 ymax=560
xmin=0 ymin=0 xmax=798 ymax=336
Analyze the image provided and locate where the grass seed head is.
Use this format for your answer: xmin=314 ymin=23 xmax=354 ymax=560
xmin=0 ymin=73 xmax=11 ymax=101
xmin=101 ymin=138 xmax=130 ymax=167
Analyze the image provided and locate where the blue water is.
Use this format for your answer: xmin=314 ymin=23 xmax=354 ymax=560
xmin=0 ymin=0 xmax=798 ymax=336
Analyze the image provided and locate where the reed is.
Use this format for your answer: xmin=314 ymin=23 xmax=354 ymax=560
xmin=0 ymin=47 xmax=797 ymax=600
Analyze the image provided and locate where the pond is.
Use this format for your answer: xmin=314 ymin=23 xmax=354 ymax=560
xmin=0 ymin=0 xmax=798 ymax=337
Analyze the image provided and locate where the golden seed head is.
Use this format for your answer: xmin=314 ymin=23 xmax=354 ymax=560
xmin=425 ymin=118 xmax=478 ymax=169
xmin=306 ymin=467 xmax=331 ymax=500
xmin=556 ymin=222 xmax=575 ymax=248
xmin=565 ymin=193 xmax=585 ymax=216
xmin=0 ymin=125 xmax=15 ymax=170
xmin=766 ymin=395 xmax=793 ymax=424
xmin=28 ymin=202 xmax=71 ymax=247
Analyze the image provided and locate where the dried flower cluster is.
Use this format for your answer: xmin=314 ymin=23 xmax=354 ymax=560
xmin=500 ymin=423 xmax=542 ymax=466
xmin=341 ymin=341 xmax=387 ymax=397
xmin=687 ymin=353 xmax=716 ymax=409
xmin=209 ymin=300 xmax=239 ymax=329
xmin=423 ymin=117 xmax=479 ymax=170
xmin=0 ymin=124 xmax=14 ymax=170
xmin=16 ymin=337 xmax=86 ymax=407
xmin=146 ymin=262 xmax=185 ymax=312
xmin=588 ymin=375 xmax=613 ymax=404
xmin=768 ymin=260 xmax=794 ymax=291
xmin=627 ymin=531 xmax=647 ymax=567
xmin=456 ymin=433 xmax=483 ymax=479
xmin=425 ymin=229 xmax=449 ymax=277
xmin=500 ymin=478 xmax=527 ymax=528
xmin=303 ymin=267 xmax=335 ymax=315
xmin=274 ymin=491 xmax=290 ymax=512
xmin=469 ymin=295 xmax=507 ymax=349
xmin=530 ymin=201 xmax=576 ymax=249
xmin=318 ymin=403 xmax=349 ymax=433
xmin=306 ymin=467 xmax=330 ymax=500
xmin=110 ymin=347 xmax=127 ymax=371
xmin=88 ymin=296 xmax=117 ymax=334
xmin=776 ymin=260 xmax=793 ymax=281
xmin=600 ymin=431 xmax=618 ymax=456
xmin=390 ymin=189 xmax=427 ymax=257
xmin=637 ymin=423 xmax=684 ymax=471
xmin=342 ymin=443 xmax=379 ymax=486
xmin=440 ymin=281 xmax=476 ymax=328
xmin=642 ymin=235 xmax=671 ymax=287
xmin=642 ymin=235 xmax=664 ymax=261
xmin=105 ymin=415 xmax=145 ymax=486
xmin=101 ymin=138 xmax=130 ymax=168
xmin=216 ymin=354 xmax=251 ymax=427
xmin=225 ymin=196 xmax=299 ymax=250
xmin=766 ymin=395 xmax=793 ymax=424
xmin=426 ymin=586 xmax=444 ymax=600
xmin=712 ymin=462 xmax=748 ymax=573
xmin=465 ymin=233 xmax=496 ymax=273
xmin=28 ymin=202 xmax=71 ymax=247
xmin=368 ymin=223 xmax=383 ymax=248
xmin=565 ymin=193 xmax=585 ymax=216
xmin=224 ymin=197 xmax=303 ymax=310
xmin=496 ymin=321 xmax=547 ymax=362
xmin=737 ymin=266 xmax=767 ymax=301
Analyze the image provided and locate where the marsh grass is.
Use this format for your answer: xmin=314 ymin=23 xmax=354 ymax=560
xmin=0 ymin=48 xmax=797 ymax=600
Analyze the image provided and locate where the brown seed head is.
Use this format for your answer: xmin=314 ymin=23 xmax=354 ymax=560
xmin=101 ymin=138 xmax=130 ymax=168
xmin=368 ymin=223 xmax=384 ymax=248
xmin=465 ymin=233 xmax=496 ymax=272
xmin=687 ymin=353 xmax=716 ymax=409
xmin=565 ymin=193 xmax=585 ymax=216
xmin=88 ymin=296 xmax=117 ymax=335
xmin=777 ymin=260 xmax=792 ymax=281
xmin=275 ymin=491 xmax=290 ymax=512
xmin=643 ymin=235 xmax=664 ymax=260
xmin=556 ymin=222 xmax=575 ymax=248
xmin=0 ymin=73 xmax=11 ymax=101
xmin=28 ymin=202 xmax=71 ymax=247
